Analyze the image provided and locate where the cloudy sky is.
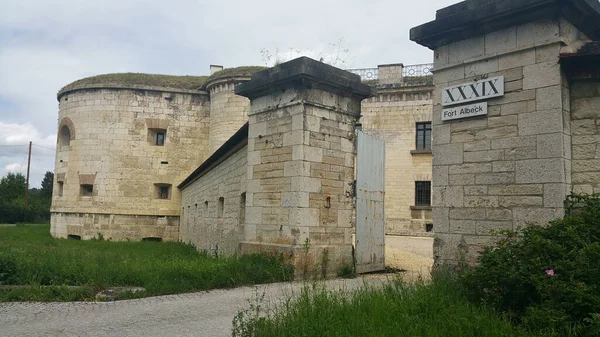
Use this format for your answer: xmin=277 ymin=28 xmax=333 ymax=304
xmin=0 ymin=0 xmax=456 ymax=187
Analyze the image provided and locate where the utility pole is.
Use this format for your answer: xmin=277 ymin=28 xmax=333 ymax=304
xmin=25 ymin=141 xmax=32 ymax=209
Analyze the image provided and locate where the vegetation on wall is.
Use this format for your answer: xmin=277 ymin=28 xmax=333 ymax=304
xmin=0 ymin=171 xmax=53 ymax=224
xmin=59 ymin=73 xmax=209 ymax=94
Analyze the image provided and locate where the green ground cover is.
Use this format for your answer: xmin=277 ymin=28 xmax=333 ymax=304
xmin=232 ymin=277 xmax=543 ymax=337
xmin=0 ymin=225 xmax=293 ymax=301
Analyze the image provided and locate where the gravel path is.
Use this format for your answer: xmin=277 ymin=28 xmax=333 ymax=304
xmin=0 ymin=277 xmax=395 ymax=337
xmin=0 ymin=236 xmax=434 ymax=337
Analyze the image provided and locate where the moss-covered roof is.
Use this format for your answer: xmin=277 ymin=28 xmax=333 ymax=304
xmin=206 ymin=66 xmax=267 ymax=82
xmin=58 ymin=66 xmax=268 ymax=97
xmin=58 ymin=73 xmax=210 ymax=96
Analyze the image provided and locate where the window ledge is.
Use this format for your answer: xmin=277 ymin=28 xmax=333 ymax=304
xmin=410 ymin=150 xmax=432 ymax=155
xmin=410 ymin=205 xmax=432 ymax=211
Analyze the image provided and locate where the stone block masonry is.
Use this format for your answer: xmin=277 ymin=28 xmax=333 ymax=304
xmin=236 ymin=57 xmax=374 ymax=278
xmin=411 ymin=0 xmax=600 ymax=267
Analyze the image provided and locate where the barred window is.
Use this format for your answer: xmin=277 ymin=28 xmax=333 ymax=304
xmin=154 ymin=184 xmax=172 ymax=200
xmin=416 ymin=122 xmax=432 ymax=151
xmin=415 ymin=181 xmax=431 ymax=206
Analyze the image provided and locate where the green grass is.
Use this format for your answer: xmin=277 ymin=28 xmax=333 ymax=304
xmin=206 ymin=66 xmax=267 ymax=82
xmin=0 ymin=225 xmax=293 ymax=301
xmin=59 ymin=73 xmax=209 ymax=94
xmin=232 ymin=277 xmax=545 ymax=337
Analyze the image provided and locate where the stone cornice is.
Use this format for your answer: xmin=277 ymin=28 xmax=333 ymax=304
xmin=57 ymin=84 xmax=209 ymax=101
xmin=410 ymin=0 xmax=600 ymax=49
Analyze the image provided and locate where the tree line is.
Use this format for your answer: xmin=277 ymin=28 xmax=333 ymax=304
xmin=0 ymin=171 xmax=53 ymax=224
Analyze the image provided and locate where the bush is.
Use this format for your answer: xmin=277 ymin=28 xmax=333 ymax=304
xmin=461 ymin=194 xmax=600 ymax=336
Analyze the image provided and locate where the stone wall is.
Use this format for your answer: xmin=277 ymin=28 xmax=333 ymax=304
xmin=428 ymin=18 xmax=586 ymax=265
xmin=361 ymin=86 xmax=433 ymax=234
xmin=51 ymin=87 xmax=210 ymax=241
xmin=207 ymin=79 xmax=251 ymax=154
xmin=180 ymin=144 xmax=248 ymax=255
xmin=571 ymin=80 xmax=600 ymax=194
xmin=236 ymin=57 xmax=374 ymax=278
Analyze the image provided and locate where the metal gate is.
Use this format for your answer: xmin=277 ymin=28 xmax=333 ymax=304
xmin=355 ymin=130 xmax=385 ymax=274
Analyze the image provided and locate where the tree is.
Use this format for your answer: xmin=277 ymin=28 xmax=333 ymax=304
xmin=0 ymin=172 xmax=27 ymax=201
xmin=40 ymin=171 xmax=54 ymax=198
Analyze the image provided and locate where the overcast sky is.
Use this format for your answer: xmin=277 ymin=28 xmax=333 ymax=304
xmin=0 ymin=0 xmax=457 ymax=187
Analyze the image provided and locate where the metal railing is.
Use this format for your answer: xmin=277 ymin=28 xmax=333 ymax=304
xmin=347 ymin=68 xmax=379 ymax=81
xmin=403 ymin=63 xmax=433 ymax=77
xmin=347 ymin=63 xmax=433 ymax=82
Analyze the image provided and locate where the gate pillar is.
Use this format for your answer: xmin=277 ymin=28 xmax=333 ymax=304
xmin=236 ymin=57 xmax=374 ymax=278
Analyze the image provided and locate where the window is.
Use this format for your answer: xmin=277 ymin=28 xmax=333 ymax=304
xmin=58 ymin=181 xmax=64 ymax=197
xmin=60 ymin=125 xmax=71 ymax=146
xmin=156 ymin=132 xmax=165 ymax=146
xmin=80 ymin=184 xmax=93 ymax=197
xmin=416 ymin=122 xmax=431 ymax=151
xmin=426 ymin=223 xmax=433 ymax=232
xmin=415 ymin=181 xmax=431 ymax=206
xmin=148 ymin=128 xmax=167 ymax=146
xmin=218 ymin=197 xmax=224 ymax=218
xmin=239 ymin=193 xmax=246 ymax=225
xmin=204 ymin=201 xmax=209 ymax=216
xmin=155 ymin=184 xmax=172 ymax=199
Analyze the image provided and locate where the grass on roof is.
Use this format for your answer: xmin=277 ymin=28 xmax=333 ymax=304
xmin=206 ymin=66 xmax=267 ymax=82
xmin=59 ymin=73 xmax=209 ymax=94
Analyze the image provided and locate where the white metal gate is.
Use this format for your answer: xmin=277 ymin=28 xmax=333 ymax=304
xmin=355 ymin=130 xmax=385 ymax=274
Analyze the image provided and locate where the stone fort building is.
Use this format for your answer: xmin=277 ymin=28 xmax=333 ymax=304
xmin=50 ymin=60 xmax=435 ymax=247
xmin=410 ymin=0 xmax=600 ymax=266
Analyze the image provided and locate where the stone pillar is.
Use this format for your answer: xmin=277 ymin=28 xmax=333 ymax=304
xmin=378 ymin=63 xmax=404 ymax=85
xmin=236 ymin=57 xmax=374 ymax=278
xmin=410 ymin=0 xmax=600 ymax=266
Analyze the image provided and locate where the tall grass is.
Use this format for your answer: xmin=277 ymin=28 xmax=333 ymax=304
xmin=0 ymin=225 xmax=293 ymax=301
xmin=232 ymin=276 xmax=544 ymax=337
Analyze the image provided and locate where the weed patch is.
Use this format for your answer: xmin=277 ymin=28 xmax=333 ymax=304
xmin=0 ymin=225 xmax=293 ymax=301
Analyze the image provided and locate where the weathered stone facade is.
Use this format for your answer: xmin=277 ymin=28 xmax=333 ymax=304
xmin=411 ymin=0 xmax=600 ymax=266
xmin=179 ymin=57 xmax=375 ymax=277
xmin=52 ymin=61 xmax=435 ymax=242
xmin=52 ymin=85 xmax=210 ymax=240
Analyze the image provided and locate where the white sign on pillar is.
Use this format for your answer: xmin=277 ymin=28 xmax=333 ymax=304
xmin=442 ymin=102 xmax=488 ymax=121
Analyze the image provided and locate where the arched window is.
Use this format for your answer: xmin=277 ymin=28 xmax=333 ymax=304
xmin=58 ymin=117 xmax=75 ymax=147
xmin=60 ymin=125 xmax=71 ymax=146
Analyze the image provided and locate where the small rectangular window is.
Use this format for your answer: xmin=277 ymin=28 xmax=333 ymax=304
xmin=415 ymin=181 xmax=431 ymax=206
xmin=239 ymin=193 xmax=246 ymax=225
xmin=154 ymin=184 xmax=172 ymax=200
xmin=218 ymin=197 xmax=224 ymax=218
xmin=58 ymin=182 xmax=64 ymax=197
xmin=156 ymin=132 xmax=165 ymax=146
xmin=80 ymin=184 xmax=93 ymax=197
xmin=148 ymin=128 xmax=167 ymax=146
xmin=416 ymin=122 xmax=432 ymax=151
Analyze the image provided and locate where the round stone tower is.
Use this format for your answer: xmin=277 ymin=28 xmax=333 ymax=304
xmin=205 ymin=66 xmax=265 ymax=153
xmin=51 ymin=73 xmax=211 ymax=241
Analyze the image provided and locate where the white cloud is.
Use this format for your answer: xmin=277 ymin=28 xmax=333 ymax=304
xmin=0 ymin=122 xmax=56 ymax=187
xmin=0 ymin=0 xmax=459 ymax=186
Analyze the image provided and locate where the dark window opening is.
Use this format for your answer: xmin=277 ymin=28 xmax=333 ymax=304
xmin=218 ymin=197 xmax=224 ymax=218
xmin=155 ymin=184 xmax=172 ymax=200
xmin=60 ymin=125 xmax=72 ymax=146
xmin=142 ymin=237 xmax=163 ymax=242
xmin=160 ymin=161 xmax=169 ymax=165
xmin=416 ymin=122 xmax=432 ymax=151
xmin=67 ymin=234 xmax=81 ymax=240
xmin=58 ymin=181 xmax=64 ymax=197
xmin=415 ymin=181 xmax=431 ymax=206
xmin=240 ymin=193 xmax=246 ymax=225
xmin=148 ymin=128 xmax=167 ymax=146
xmin=156 ymin=132 xmax=165 ymax=146
xmin=80 ymin=184 xmax=93 ymax=197
xmin=426 ymin=223 xmax=433 ymax=232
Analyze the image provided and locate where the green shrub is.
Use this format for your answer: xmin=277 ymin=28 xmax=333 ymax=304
xmin=0 ymin=253 xmax=17 ymax=284
xmin=461 ymin=194 xmax=600 ymax=336
xmin=232 ymin=277 xmax=539 ymax=337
